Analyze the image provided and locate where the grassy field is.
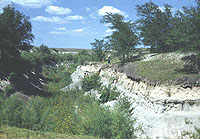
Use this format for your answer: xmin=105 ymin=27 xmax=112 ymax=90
xmin=0 ymin=126 xmax=97 ymax=139
xmin=135 ymin=52 xmax=200 ymax=81
xmin=135 ymin=58 xmax=184 ymax=81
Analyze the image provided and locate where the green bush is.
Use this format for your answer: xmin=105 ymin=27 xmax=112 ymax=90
xmin=82 ymin=74 xmax=101 ymax=92
xmin=38 ymin=90 xmax=81 ymax=133
xmin=22 ymin=96 xmax=47 ymax=130
xmin=75 ymin=102 xmax=113 ymax=138
xmin=21 ymin=45 xmax=59 ymax=73
xmin=75 ymin=97 xmax=136 ymax=139
xmin=99 ymin=85 xmax=120 ymax=103
xmin=111 ymin=97 xmax=136 ymax=139
xmin=111 ymin=109 xmax=136 ymax=139
xmin=75 ymin=50 xmax=98 ymax=65
xmin=59 ymin=53 xmax=76 ymax=62
xmin=42 ymin=65 xmax=72 ymax=93
xmin=0 ymin=89 xmax=137 ymax=138
xmin=0 ymin=94 xmax=25 ymax=127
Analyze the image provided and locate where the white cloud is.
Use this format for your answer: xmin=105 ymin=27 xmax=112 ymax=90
xmin=45 ymin=5 xmax=72 ymax=15
xmin=56 ymin=27 xmax=66 ymax=30
xmin=12 ymin=0 xmax=53 ymax=8
xmin=49 ymin=31 xmax=68 ymax=34
xmin=86 ymin=7 xmax=91 ymax=12
xmin=32 ymin=15 xmax=85 ymax=24
xmin=73 ymin=28 xmax=84 ymax=32
xmin=32 ymin=16 xmax=67 ymax=24
xmin=0 ymin=0 xmax=54 ymax=11
xmin=49 ymin=28 xmax=85 ymax=35
xmin=65 ymin=15 xmax=84 ymax=20
xmin=98 ymin=6 xmax=128 ymax=17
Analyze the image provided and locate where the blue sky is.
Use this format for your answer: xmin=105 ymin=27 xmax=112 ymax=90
xmin=0 ymin=0 xmax=198 ymax=49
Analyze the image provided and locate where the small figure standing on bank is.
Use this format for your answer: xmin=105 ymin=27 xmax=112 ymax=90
xmin=108 ymin=54 xmax=111 ymax=64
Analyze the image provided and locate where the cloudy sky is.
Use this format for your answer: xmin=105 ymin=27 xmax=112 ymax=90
xmin=0 ymin=0 xmax=197 ymax=49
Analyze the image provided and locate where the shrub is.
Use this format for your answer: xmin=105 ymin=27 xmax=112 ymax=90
xmin=0 ymin=94 xmax=25 ymax=127
xmin=60 ymin=53 xmax=76 ymax=62
xmin=0 ymin=88 xmax=137 ymax=139
xmin=111 ymin=109 xmax=136 ymax=139
xmin=181 ymin=53 xmax=200 ymax=74
xmin=75 ymin=50 xmax=98 ymax=65
xmin=111 ymin=97 xmax=136 ymax=139
xmin=22 ymin=96 xmax=47 ymax=130
xmin=42 ymin=65 xmax=72 ymax=93
xmin=76 ymin=102 xmax=113 ymax=138
xmin=39 ymin=90 xmax=80 ymax=133
xmin=82 ymin=74 xmax=101 ymax=92
xmin=75 ymin=97 xmax=136 ymax=139
xmin=21 ymin=45 xmax=59 ymax=73
xmin=99 ymin=85 xmax=120 ymax=103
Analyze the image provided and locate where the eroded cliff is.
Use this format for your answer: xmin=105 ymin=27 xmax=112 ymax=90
xmin=63 ymin=62 xmax=200 ymax=138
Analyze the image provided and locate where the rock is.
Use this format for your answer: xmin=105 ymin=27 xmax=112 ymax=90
xmin=84 ymin=89 xmax=101 ymax=100
xmin=0 ymin=79 xmax=10 ymax=91
xmin=61 ymin=82 xmax=82 ymax=91
xmin=61 ymin=63 xmax=200 ymax=138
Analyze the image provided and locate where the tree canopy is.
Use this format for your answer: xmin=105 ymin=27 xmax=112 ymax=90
xmin=0 ymin=5 xmax=34 ymax=76
xmin=101 ymin=13 xmax=140 ymax=62
xmin=136 ymin=2 xmax=173 ymax=52
xmin=91 ymin=39 xmax=105 ymax=61
xmin=136 ymin=1 xmax=200 ymax=53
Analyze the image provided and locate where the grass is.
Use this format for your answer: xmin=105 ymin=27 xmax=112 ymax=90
xmin=135 ymin=54 xmax=199 ymax=81
xmin=0 ymin=126 xmax=97 ymax=139
xmin=42 ymin=65 xmax=74 ymax=93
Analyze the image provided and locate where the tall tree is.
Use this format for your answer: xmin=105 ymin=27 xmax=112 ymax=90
xmin=0 ymin=5 xmax=34 ymax=76
xmin=136 ymin=1 xmax=173 ymax=52
xmin=91 ymin=39 xmax=105 ymax=61
xmin=101 ymin=13 xmax=139 ymax=63
xmin=168 ymin=2 xmax=200 ymax=52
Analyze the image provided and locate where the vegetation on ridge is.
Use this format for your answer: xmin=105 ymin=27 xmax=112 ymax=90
xmin=1 ymin=1 xmax=200 ymax=138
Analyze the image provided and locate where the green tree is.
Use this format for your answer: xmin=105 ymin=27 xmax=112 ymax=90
xmin=21 ymin=44 xmax=59 ymax=72
xmin=0 ymin=5 xmax=34 ymax=76
xmin=167 ymin=6 xmax=200 ymax=52
xmin=91 ymin=39 xmax=105 ymax=61
xmin=101 ymin=13 xmax=139 ymax=63
xmin=136 ymin=1 xmax=173 ymax=52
